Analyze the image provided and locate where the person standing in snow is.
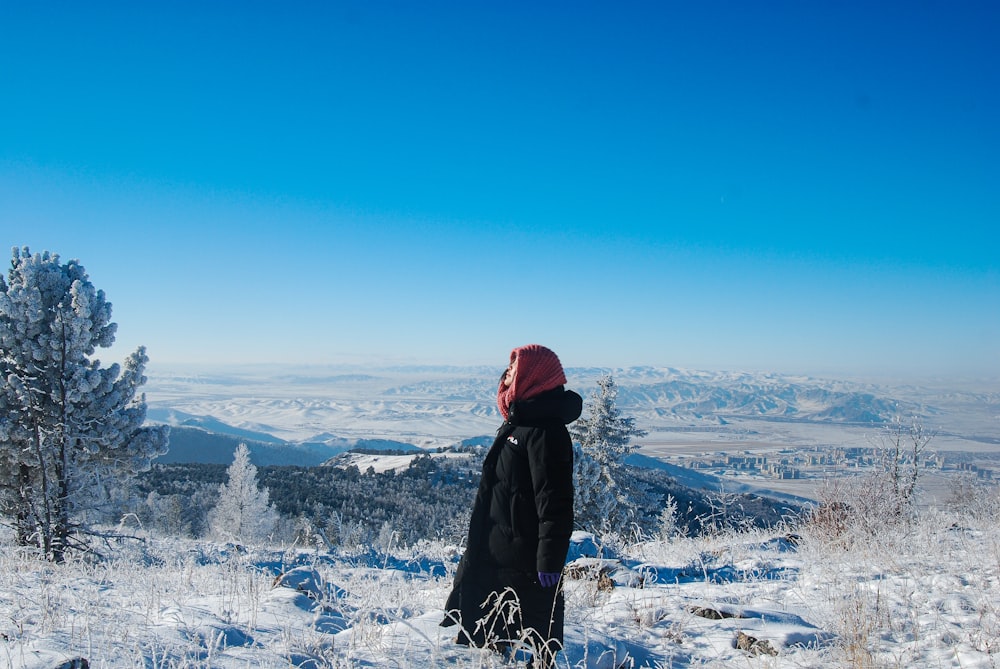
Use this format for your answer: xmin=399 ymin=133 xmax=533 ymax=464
xmin=442 ymin=344 xmax=582 ymax=668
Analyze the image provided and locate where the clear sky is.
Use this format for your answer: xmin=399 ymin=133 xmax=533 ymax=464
xmin=2 ymin=1 xmax=997 ymax=378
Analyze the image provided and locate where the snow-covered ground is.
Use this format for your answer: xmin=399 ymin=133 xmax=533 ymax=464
xmin=3 ymin=502 xmax=999 ymax=669
xmin=333 ymin=450 xmax=471 ymax=474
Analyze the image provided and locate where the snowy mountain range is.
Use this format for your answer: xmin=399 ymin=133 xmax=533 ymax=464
xmin=143 ymin=364 xmax=997 ymax=464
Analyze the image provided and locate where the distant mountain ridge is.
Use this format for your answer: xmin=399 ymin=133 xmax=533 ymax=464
xmin=157 ymin=363 xmax=1000 ymax=468
xmin=149 ymin=365 xmax=924 ymax=433
xmin=150 ymin=426 xmax=344 ymax=466
xmin=144 ymin=366 xmax=922 ymax=467
xmin=615 ymin=377 xmax=900 ymax=424
xmin=147 ymin=409 xmax=287 ymax=443
xmin=369 ymin=366 xmax=912 ymax=425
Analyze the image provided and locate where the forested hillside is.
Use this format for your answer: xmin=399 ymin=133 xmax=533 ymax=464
xmin=134 ymin=451 xmax=797 ymax=546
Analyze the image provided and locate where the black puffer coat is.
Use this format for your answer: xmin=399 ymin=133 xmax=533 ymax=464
xmin=443 ymin=386 xmax=582 ymax=650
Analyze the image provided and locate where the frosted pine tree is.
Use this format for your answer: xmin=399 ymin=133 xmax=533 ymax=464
xmin=570 ymin=374 xmax=650 ymax=535
xmin=572 ymin=443 xmax=616 ymax=529
xmin=208 ymin=443 xmax=280 ymax=544
xmin=0 ymin=248 xmax=169 ymax=561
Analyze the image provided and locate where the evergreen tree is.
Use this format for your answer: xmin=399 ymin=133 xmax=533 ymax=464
xmin=0 ymin=248 xmax=169 ymax=561
xmin=208 ymin=443 xmax=280 ymax=544
xmin=570 ymin=374 xmax=650 ymax=535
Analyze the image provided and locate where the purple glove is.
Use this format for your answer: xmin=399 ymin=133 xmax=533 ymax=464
xmin=537 ymin=571 xmax=561 ymax=588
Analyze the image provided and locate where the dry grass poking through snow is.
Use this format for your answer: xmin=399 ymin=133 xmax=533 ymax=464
xmin=790 ymin=502 xmax=1000 ymax=669
xmin=1 ymin=493 xmax=999 ymax=668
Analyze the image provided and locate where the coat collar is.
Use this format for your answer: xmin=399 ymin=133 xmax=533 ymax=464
xmin=507 ymin=387 xmax=583 ymax=427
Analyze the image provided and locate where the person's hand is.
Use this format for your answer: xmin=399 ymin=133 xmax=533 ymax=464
xmin=537 ymin=571 xmax=561 ymax=588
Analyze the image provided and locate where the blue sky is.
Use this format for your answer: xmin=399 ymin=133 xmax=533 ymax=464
xmin=2 ymin=1 xmax=997 ymax=378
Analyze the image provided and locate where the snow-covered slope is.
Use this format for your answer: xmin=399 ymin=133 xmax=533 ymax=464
xmin=3 ymin=507 xmax=998 ymax=668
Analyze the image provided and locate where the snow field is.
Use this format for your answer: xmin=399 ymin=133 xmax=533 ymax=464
xmin=1 ymin=505 xmax=999 ymax=668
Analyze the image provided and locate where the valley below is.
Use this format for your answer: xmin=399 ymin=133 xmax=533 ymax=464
xmin=144 ymin=363 xmax=999 ymax=506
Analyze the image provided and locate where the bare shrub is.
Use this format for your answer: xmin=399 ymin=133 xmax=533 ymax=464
xmin=808 ymin=416 xmax=935 ymax=543
xmin=869 ymin=414 xmax=935 ymax=516
xmin=945 ymin=474 xmax=1000 ymax=520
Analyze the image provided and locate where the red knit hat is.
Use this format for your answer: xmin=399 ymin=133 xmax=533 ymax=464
xmin=497 ymin=344 xmax=567 ymax=420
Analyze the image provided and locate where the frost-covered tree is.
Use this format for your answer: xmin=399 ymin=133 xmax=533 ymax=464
xmin=875 ymin=414 xmax=934 ymax=515
xmin=657 ymin=494 xmax=681 ymax=540
xmin=0 ymin=247 xmax=169 ymax=561
xmin=208 ymin=443 xmax=280 ymax=544
xmin=570 ymin=375 xmax=650 ymax=535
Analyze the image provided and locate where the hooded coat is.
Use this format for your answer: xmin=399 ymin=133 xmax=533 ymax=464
xmin=443 ymin=384 xmax=582 ymax=653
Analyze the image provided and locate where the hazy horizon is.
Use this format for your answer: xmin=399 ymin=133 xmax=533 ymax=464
xmin=142 ymin=357 xmax=998 ymax=387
